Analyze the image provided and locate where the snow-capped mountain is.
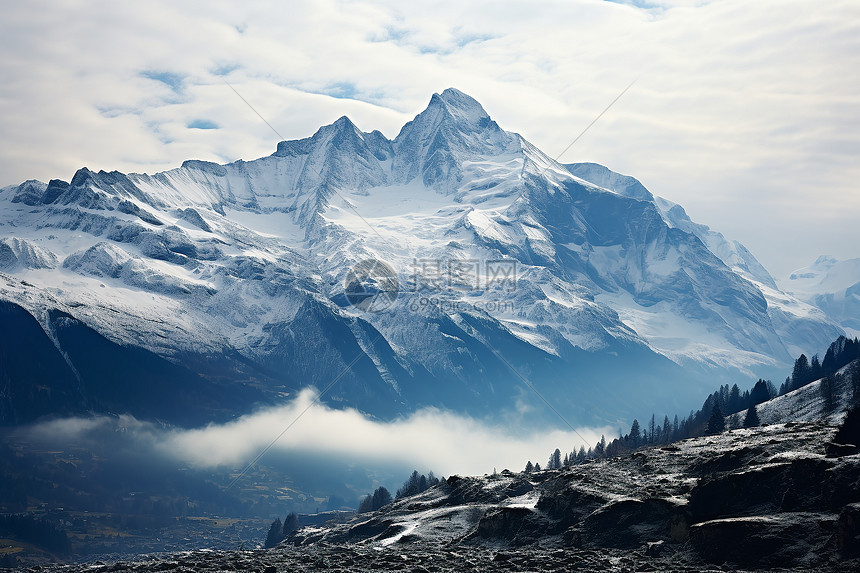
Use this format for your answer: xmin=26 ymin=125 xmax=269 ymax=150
xmin=564 ymin=162 xmax=843 ymax=363
xmin=0 ymin=88 xmax=843 ymax=427
xmin=781 ymin=256 xmax=860 ymax=338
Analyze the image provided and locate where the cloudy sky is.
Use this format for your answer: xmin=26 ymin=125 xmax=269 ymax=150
xmin=1 ymin=0 xmax=858 ymax=277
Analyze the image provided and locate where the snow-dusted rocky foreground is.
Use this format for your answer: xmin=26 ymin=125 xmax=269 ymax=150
xmin=41 ymin=407 xmax=860 ymax=571
xmin=280 ymin=422 xmax=859 ymax=569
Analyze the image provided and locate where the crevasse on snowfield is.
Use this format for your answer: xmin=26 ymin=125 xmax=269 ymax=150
xmin=0 ymin=88 xmax=846 ymax=425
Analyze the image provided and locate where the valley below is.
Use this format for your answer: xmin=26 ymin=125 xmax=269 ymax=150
xmin=25 ymin=414 xmax=860 ymax=572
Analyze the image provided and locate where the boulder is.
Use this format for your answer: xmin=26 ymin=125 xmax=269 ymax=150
xmin=578 ymin=497 xmax=688 ymax=549
xmin=690 ymin=513 xmax=833 ymax=568
xmin=688 ymin=458 xmax=834 ymax=521
xmin=839 ymin=503 xmax=860 ymax=557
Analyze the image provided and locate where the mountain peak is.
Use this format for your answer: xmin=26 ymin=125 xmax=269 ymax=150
xmin=392 ymin=88 xmax=510 ymax=190
xmin=331 ymin=115 xmax=357 ymax=129
xmin=813 ymin=255 xmax=839 ymax=267
xmin=315 ymin=114 xmax=362 ymax=139
xmin=428 ymin=88 xmax=490 ymax=124
xmin=0 ymin=88 xmax=848 ymax=435
xmin=272 ymin=115 xmax=364 ymax=158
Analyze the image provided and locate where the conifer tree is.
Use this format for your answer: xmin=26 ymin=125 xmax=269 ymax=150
xmin=811 ymin=354 xmax=822 ymax=382
xmin=372 ymin=487 xmax=392 ymax=510
xmin=264 ymin=518 xmax=283 ymax=548
xmin=728 ymin=384 xmax=742 ymax=413
xmin=548 ymin=448 xmax=562 ymax=469
xmin=743 ymin=404 xmax=760 ymax=428
xmin=283 ymin=512 xmax=299 ymax=536
xmin=360 ymin=486 xmax=394 ymax=512
xmin=792 ymin=354 xmax=811 ymax=390
xmin=750 ymin=379 xmax=771 ymax=405
xmin=706 ymin=403 xmax=725 ymax=435
xmin=767 ymin=380 xmax=778 ymax=398
xmin=629 ymin=419 xmax=641 ymax=446
xmin=395 ymin=471 xmax=438 ymax=499
xmin=357 ymin=495 xmax=373 ymax=513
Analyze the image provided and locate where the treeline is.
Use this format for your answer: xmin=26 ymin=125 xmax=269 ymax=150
xmin=358 ymin=487 xmax=392 ymax=513
xmin=0 ymin=513 xmax=70 ymax=554
xmin=528 ymin=335 xmax=860 ymax=471
xmin=358 ymin=470 xmax=442 ymax=513
xmin=778 ymin=335 xmax=860 ymax=395
xmin=395 ymin=470 xmax=441 ymax=500
xmin=531 ymin=378 xmax=775 ymax=470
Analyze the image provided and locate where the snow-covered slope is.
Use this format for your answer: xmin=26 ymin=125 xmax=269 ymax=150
xmin=781 ymin=256 xmax=860 ymax=338
xmin=566 ymin=162 xmax=843 ymax=363
xmin=753 ymin=361 xmax=857 ymax=425
xmin=0 ymin=88 xmax=843 ymax=427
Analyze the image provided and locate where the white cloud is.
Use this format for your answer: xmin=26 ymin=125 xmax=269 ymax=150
xmin=159 ymin=389 xmax=611 ymax=476
xmin=1 ymin=0 xmax=858 ymax=276
xmin=21 ymin=389 xmax=611 ymax=477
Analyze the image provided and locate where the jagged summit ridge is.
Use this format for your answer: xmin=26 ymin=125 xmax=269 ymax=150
xmin=389 ymin=88 xmax=515 ymax=192
xmin=428 ymin=87 xmax=493 ymax=125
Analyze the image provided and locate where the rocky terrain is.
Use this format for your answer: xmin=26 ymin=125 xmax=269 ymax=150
xmin=28 ymin=413 xmax=860 ymax=572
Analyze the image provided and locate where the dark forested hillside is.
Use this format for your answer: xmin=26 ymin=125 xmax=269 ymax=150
xmin=535 ymin=335 xmax=860 ymax=468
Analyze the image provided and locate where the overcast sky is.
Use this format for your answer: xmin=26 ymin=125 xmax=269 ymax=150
xmin=1 ymin=0 xmax=858 ymax=277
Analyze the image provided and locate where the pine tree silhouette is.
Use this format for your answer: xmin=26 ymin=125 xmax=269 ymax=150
xmin=743 ymin=404 xmax=760 ymax=428
xmin=264 ymin=518 xmax=283 ymax=548
xmin=707 ymin=403 xmax=725 ymax=435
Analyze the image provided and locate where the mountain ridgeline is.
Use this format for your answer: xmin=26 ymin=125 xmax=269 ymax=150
xmin=0 ymin=88 xmax=847 ymax=429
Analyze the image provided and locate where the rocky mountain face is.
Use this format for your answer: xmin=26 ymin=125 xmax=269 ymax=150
xmin=0 ymin=88 xmax=843 ymax=427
